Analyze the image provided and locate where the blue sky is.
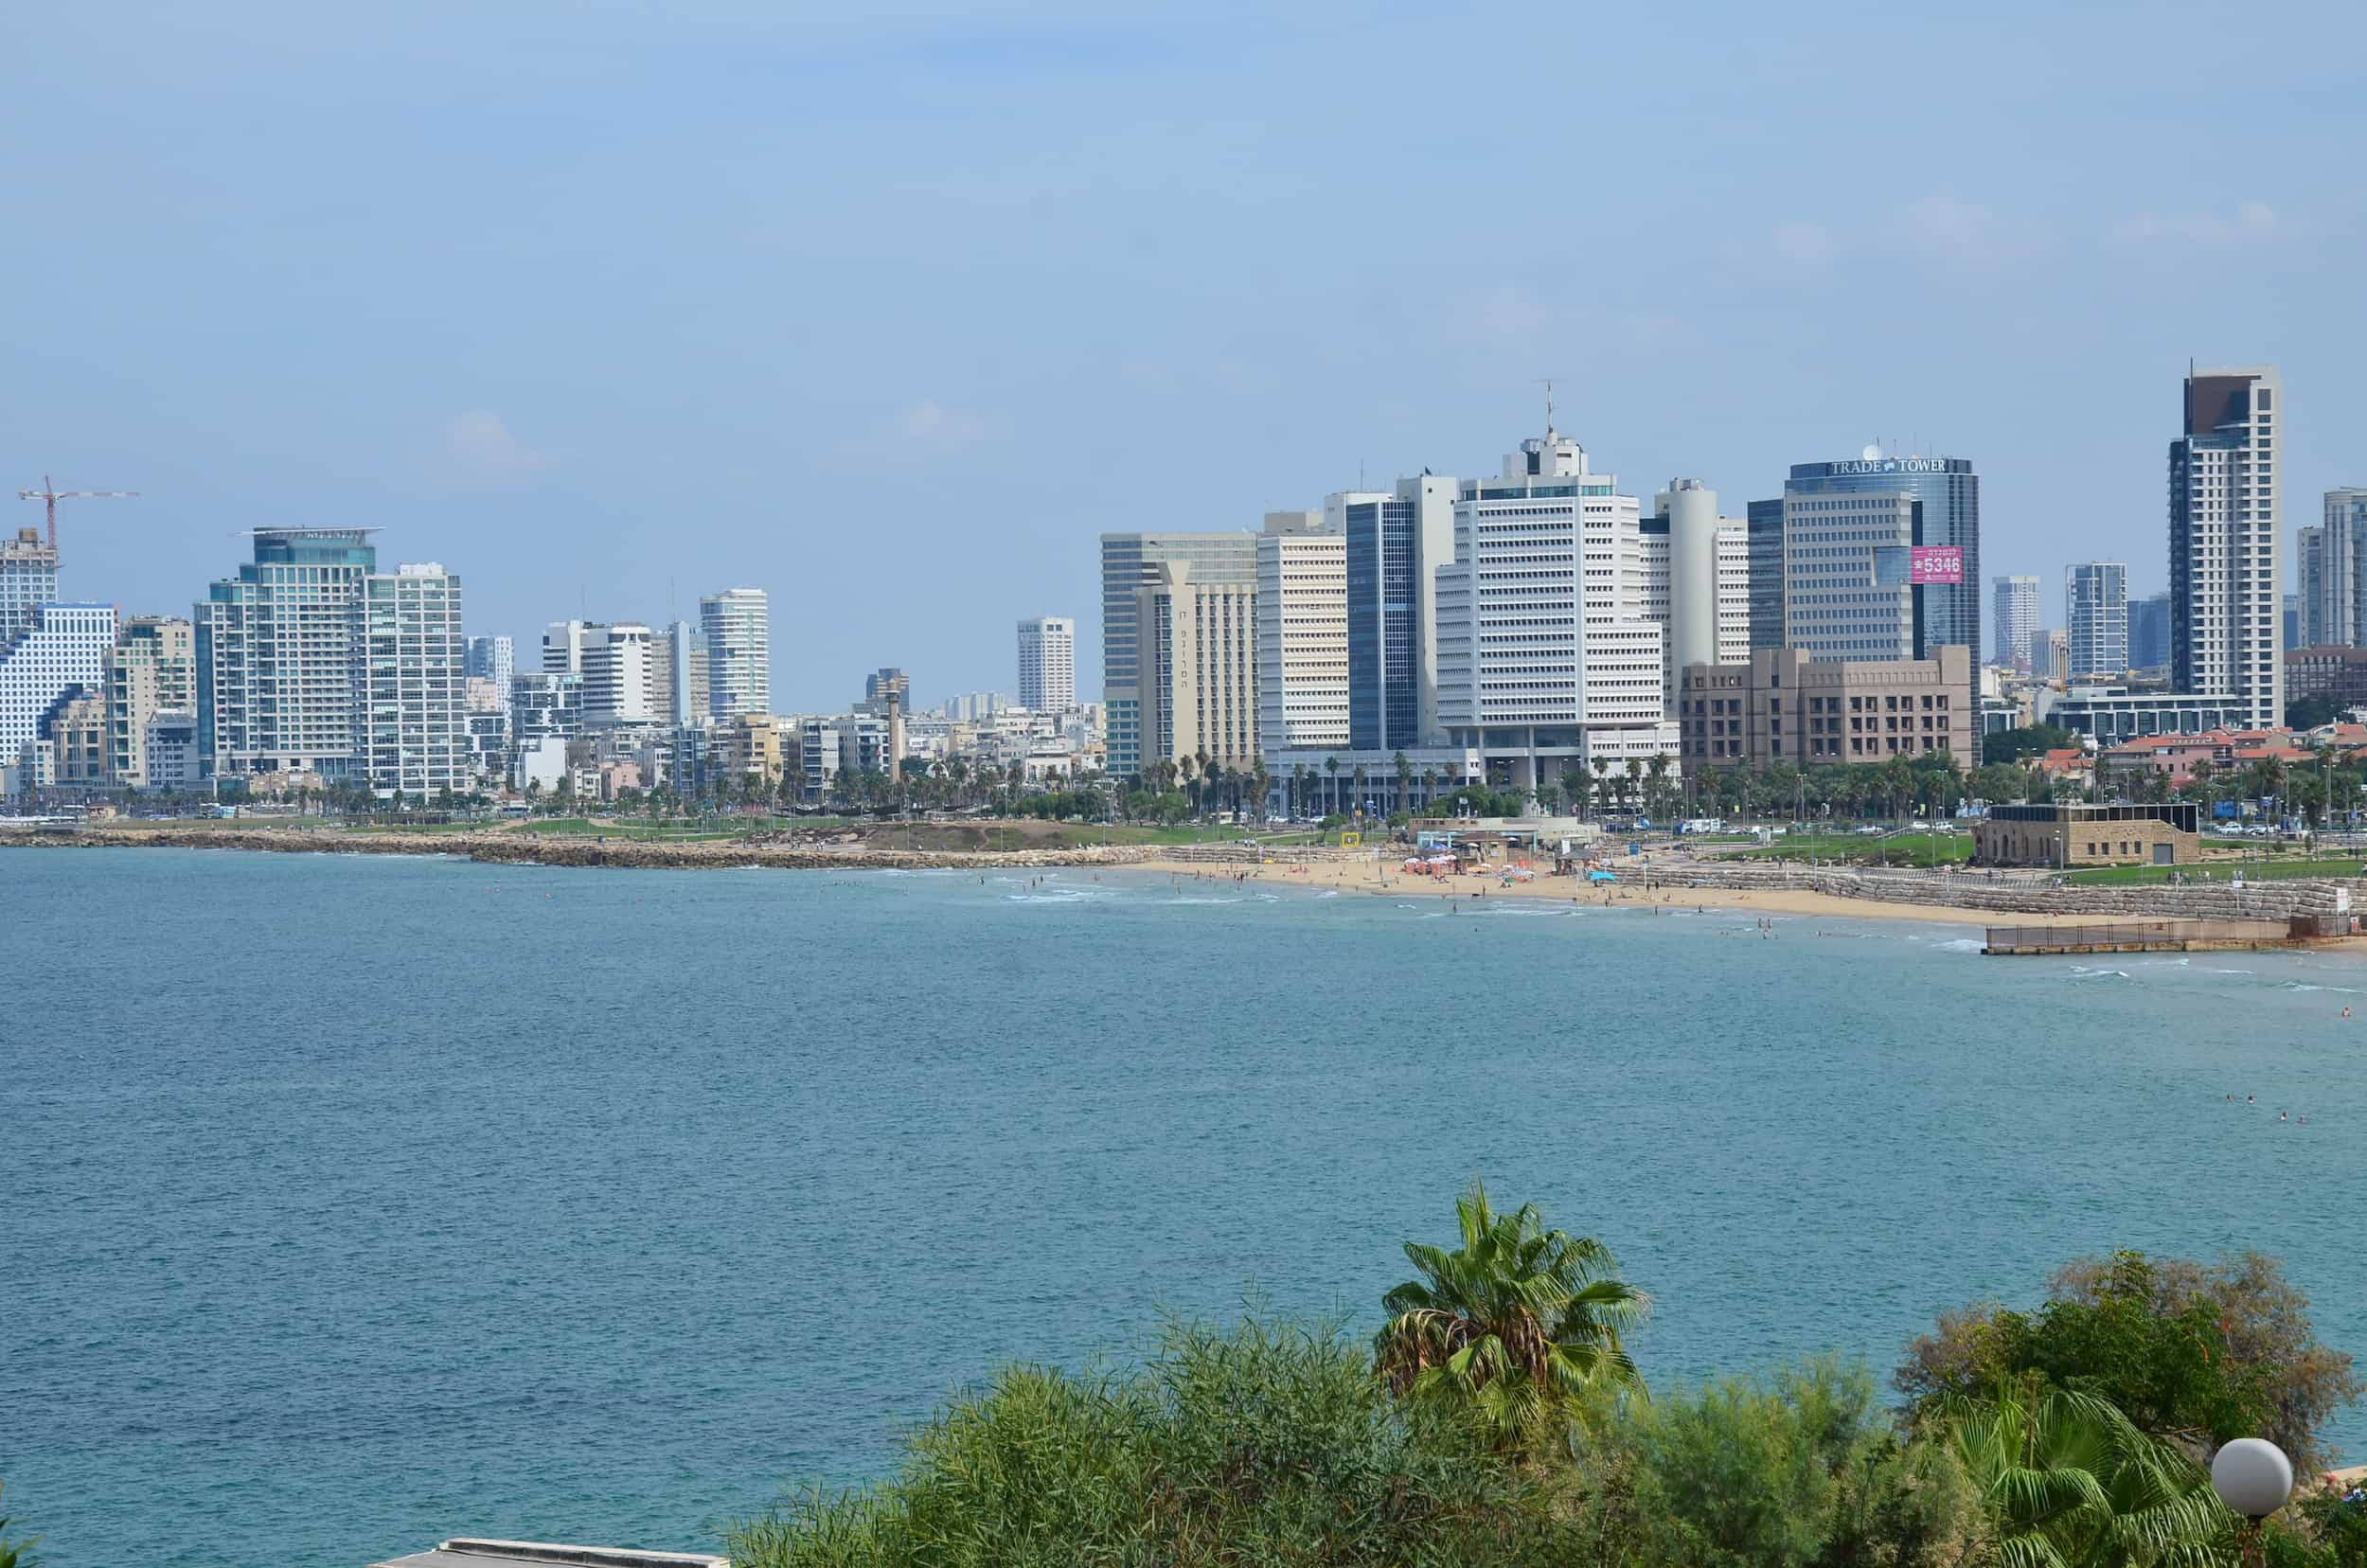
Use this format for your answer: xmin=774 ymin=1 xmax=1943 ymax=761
xmin=6 ymin=1 xmax=2363 ymax=709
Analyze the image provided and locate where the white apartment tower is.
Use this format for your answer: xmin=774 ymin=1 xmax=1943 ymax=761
xmin=2171 ymin=366 xmax=2282 ymax=726
xmin=1993 ymin=576 xmax=2039 ymax=672
xmin=197 ymin=529 xmax=378 ymax=780
xmin=2306 ymin=488 xmax=2367 ymax=650
xmin=700 ymin=588 xmax=771 ymax=719
xmin=1015 ymin=615 xmax=1076 ymax=711
xmin=1253 ymin=510 xmax=1348 ymax=755
xmin=2065 ymin=562 xmax=2129 ymax=680
xmin=1433 ymin=428 xmax=1675 ymax=789
xmin=362 ymin=563 xmax=468 ymax=797
xmin=544 ymin=620 xmax=657 ymax=726
xmin=0 ymin=602 xmax=116 ymax=758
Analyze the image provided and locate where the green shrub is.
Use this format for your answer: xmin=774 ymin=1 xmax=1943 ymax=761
xmin=1582 ymin=1360 xmax=1987 ymax=1567
xmin=725 ymin=1311 xmax=1573 ymax=1567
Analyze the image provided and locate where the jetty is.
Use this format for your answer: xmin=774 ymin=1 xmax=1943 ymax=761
xmin=1984 ymin=916 xmax=2355 ymax=956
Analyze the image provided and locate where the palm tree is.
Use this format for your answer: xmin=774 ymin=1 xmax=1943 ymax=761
xmin=1375 ymin=1183 xmax=1646 ymax=1444
xmin=1350 ymin=763 xmax=1370 ymax=819
xmin=1393 ymin=750 xmax=1413 ymax=817
xmin=1324 ymin=754 xmax=1341 ymax=815
xmin=1946 ymin=1381 xmax=2228 ymax=1568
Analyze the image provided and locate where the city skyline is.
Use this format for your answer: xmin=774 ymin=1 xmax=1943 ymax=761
xmin=6 ymin=4 xmax=2364 ymax=708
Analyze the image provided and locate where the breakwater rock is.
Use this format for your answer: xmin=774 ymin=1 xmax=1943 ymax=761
xmin=0 ymin=824 xmax=1160 ymax=872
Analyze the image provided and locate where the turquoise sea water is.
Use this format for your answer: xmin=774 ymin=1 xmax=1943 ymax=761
xmin=9 ymin=847 xmax=2367 ymax=1567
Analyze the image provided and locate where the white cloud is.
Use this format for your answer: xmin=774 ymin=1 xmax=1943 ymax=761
xmin=1895 ymin=195 xmax=2046 ymax=272
xmin=1451 ymin=284 xmax=1555 ymax=343
xmin=435 ymin=411 xmax=554 ymax=484
xmin=2114 ymin=201 xmax=2281 ymax=244
xmin=897 ymin=399 xmax=995 ymax=443
xmin=1771 ymin=221 xmax=1833 ymax=266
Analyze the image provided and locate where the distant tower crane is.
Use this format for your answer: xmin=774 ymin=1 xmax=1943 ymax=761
xmin=17 ymin=473 xmax=138 ymax=554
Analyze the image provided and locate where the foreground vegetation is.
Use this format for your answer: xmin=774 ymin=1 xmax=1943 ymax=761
xmin=730 ymin=1188 xmax=2365 ymax=1566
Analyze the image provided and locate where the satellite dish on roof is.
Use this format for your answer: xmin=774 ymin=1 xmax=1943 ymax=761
xmin=1861 ymin=443 xmax=1882 ymax=461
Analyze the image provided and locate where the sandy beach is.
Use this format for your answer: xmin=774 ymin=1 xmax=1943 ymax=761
xmin=1131 ymin=851 xmax=2037 ymax=927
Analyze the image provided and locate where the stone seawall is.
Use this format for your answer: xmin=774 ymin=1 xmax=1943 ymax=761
xmin=1663 ymin=861 xmax=2358 ymax=921
xmin=0 ymin=826 xmax=1161 ymax=873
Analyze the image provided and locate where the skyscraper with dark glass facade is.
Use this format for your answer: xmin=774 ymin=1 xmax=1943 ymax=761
xmin=1337 ymin=474 xmax=1454 ymax=751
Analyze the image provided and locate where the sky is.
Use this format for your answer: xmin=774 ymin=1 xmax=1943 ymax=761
xmin=6 ymin=0 xmax=2364 ymax=710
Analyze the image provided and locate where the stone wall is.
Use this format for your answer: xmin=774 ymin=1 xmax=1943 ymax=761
xmin=1659 ymin=861 xmax=2358 ymax=919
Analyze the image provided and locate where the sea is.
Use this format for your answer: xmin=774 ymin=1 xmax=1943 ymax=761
xmin=9 ymin=847 xmax=2366 ymax=1567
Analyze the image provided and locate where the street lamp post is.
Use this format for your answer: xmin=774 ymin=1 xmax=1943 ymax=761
xmin=2212 ymin=1437 xmax=2294 ymax=1568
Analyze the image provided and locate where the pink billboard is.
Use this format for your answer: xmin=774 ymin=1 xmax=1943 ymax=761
xmin=1909 ymin=545 xmax=1963 ymax=585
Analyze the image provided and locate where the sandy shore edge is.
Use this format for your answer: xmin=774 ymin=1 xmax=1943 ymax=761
xmin=1134 ymin=855 xmax=2085 ymax=929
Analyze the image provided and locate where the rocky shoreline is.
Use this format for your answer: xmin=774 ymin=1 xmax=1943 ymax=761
xmin=0 ymin=824 xmax=1162 ymax=872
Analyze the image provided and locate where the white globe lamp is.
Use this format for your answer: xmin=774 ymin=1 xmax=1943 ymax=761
xmin=2213 ymin=1437 xmax=2293 ymax=1567
xmin=2213 ymin=1437 xmax=2293 ymax=1519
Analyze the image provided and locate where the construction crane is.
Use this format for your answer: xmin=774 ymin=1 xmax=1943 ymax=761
xmin=17 ymin=473 xmax=138 ymax=554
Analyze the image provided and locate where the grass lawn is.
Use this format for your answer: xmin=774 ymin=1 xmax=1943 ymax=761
xmin=2066 ymin=858 xmax=2367 ymax=886
xmin=513 ymin=817 xmax=746 ymax=841
xmin=1731 ymin=831 xmax=1972 ymax=868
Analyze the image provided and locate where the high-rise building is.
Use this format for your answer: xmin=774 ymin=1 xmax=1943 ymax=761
xmin=581 ymin=623 xmax=654 ymax=727
xmin=0 ymin=603 xmax=116 ymax=760
xmin=2297 ymin=526 xmax=2330 ymax=649
xmin=362 ymin=563 xmax=468 ymax=798
xmin=2066 ymin=562 xmax=2129 ymax=680
xmin=2285 ymin=593 xmax=2301 ymax=653
xmin=0 ymin=528 xmax=60 ymax=645
xmin=1781 ymin=490 xmax=1920 ymax=661
xmin=1992 ymin=576 xmax=2039 ymax=672
xmin=2129 ymin=592 xmax=2173 ymax=670
xmin=1781 ymin=453 xmax=1981 ymax=703
xmin=2170 ymin=366 xmax=2282 ymax=727
xmin=1100 ymin=532 xmax=1257 ymax=778
xmin=1254 ymin=511 xmax=1348 ymax=756
xmin=1643 ymin=481 xmax=1751 ymax=704
xmin=862 ymin=667 xmax=910 ymax=715
xmin=1433 ymin=428 xmax=1673 ymax=790
xmin=653 ymin=619 xmax=709 ymax=725
xmin=542 ymin=619 xmax=592 ymax=675
xmin=1745 ymin=499 xmax=1786 ymax=651
xmin=543 ymin=622 xmax=655 ymax=726
xmin=1333 ymin=474 xmax=1457 ymax=751
xmin=466 ymin=635 xmax=514 ymax=711
xmin=1016 ymin=615 xmax=1077 ymax=712
xmin=2309 ymin=488 xmax=2367 ymax=650
xmin=197 ymin=528 xmax=377 ymax=780
xmin=105 ymin=616 xmax=195 ymax=787
xmin=1136 ymin=561 xmax=1256 ymax=774
xmin=699 ymin=588 xmax=770 ymax=719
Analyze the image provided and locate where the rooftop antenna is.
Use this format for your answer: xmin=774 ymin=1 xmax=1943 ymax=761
xmin=1536 ymin=376 xmax=1558 ymax=436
